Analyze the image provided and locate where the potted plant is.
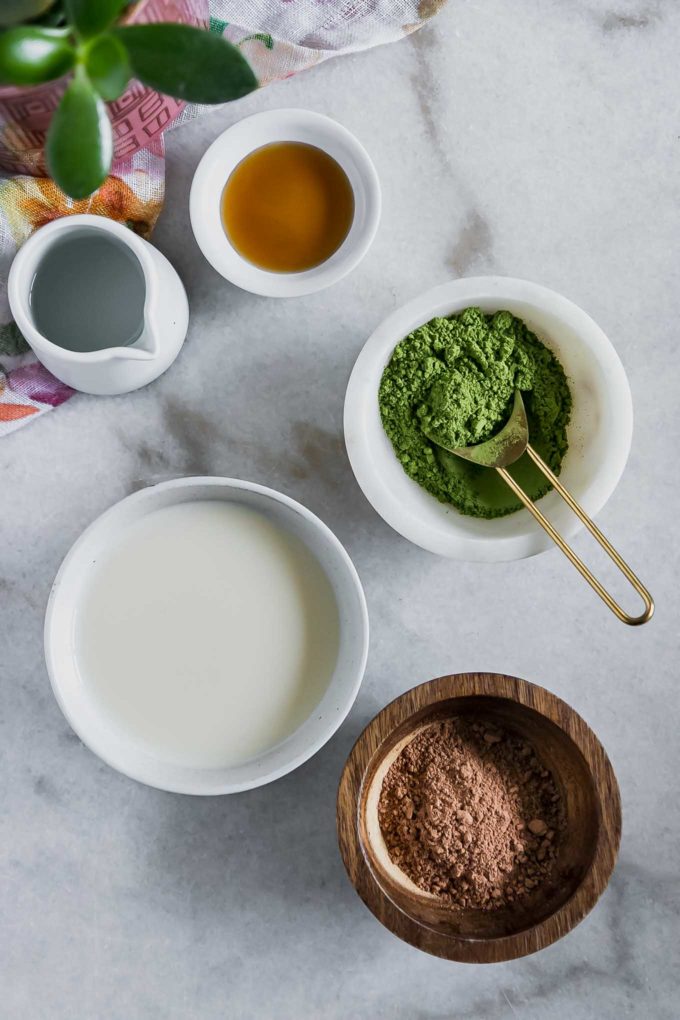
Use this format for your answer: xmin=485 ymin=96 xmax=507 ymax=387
xmin=0 ymin=0 xmax=257 ymax=198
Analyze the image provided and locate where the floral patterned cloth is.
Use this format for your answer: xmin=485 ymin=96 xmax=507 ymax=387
xmin=0 ymin=0 xmax=444 ymax=435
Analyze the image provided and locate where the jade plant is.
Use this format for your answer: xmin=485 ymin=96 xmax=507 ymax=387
xmin=0 ymin=0 xmax=257 ymax=198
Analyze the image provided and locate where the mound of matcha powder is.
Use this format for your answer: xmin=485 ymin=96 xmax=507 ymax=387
xmin=378 ymin=307 xmax=572 ymax=518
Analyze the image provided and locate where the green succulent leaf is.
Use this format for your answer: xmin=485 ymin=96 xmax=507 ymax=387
xmin=46 ymin=69 xmax=112 ymax=199
xmin=115 ymin=23 xmax=257 ymax=103
xmin=0 ymin=0 xmax=56 ymax=27
xmin=65 ymin=0 xmax=125 ymax=38
xmin=84 ymin=32 xmax=130 ymax=99
xmin=0 ymin=26 xmax=74 ymax=84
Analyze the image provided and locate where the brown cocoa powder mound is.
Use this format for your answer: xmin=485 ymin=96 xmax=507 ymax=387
xmin=377 ymin=716 xmax=566 ymax=911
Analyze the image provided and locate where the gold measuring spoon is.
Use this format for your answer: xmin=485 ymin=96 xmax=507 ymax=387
xmin=425 ymin=390 xmax=654 ymax=625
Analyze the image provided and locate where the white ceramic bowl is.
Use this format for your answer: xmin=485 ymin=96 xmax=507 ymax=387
xmin=344 ymin=277 xmax=633 ymax=562
xmin=189 ymin=108 xmax=381 ymax=296
xmin=45 ymin=478 xmax=369 ymax=794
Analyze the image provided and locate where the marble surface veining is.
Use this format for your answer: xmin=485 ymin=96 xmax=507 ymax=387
xmin=1 ymin=2 xmax=679 ymax=1017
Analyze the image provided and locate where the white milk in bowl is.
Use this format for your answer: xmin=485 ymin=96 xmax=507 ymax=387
xmin=74 ymin=500 xmax=340 ymax=768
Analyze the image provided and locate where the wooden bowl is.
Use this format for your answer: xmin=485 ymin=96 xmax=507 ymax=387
xmin=337 ymin=673 xmax=621 ymax=963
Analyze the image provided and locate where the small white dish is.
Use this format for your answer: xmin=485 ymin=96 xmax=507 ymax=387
xmin=45 ymin=477 xmax=369 ymax=795
xmin=344 ymin=277 xmax=633 ymax=562
xmin=189 ymin=108 xmax=381 ymax=297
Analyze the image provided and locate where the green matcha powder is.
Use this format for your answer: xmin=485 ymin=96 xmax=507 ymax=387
xmin=378 ymin=307 xmax=572 ymax=519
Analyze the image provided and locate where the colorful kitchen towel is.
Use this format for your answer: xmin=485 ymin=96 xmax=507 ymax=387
xmin=0 ymin=0 xmax=445 ymax=436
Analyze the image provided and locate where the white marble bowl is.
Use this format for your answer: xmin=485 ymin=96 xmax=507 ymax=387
xmin=189 ymin=108 xmax=381 ymax=296
xmin=344 ymin=277 xmax=633 ymax=562
xmin=44 ymin=478 xmax=369 ymax=795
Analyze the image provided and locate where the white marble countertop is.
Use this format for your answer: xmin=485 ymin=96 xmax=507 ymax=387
xmin=2 ymin=2 xmax=679 ymax=1016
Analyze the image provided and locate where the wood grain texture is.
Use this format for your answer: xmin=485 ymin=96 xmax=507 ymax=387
xmin=336 ymin=673 xmax=621 ymax=964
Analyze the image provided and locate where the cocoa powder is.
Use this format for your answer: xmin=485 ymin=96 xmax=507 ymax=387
xmin=377 ymin=716 xmax=566 ymax=910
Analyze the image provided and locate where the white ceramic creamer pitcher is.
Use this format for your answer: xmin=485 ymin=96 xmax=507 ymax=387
xmin=8 ymin=214 xmax=189 ymax=395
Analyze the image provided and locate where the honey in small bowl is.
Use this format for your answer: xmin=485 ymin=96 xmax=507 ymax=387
xmin=221 ymin=141 xmax=355 ymax=274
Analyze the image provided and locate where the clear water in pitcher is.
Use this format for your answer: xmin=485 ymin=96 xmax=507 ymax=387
xmin=29 ymin=229 xmax=146 ymax=352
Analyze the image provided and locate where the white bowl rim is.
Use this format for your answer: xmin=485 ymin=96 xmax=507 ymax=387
xmin=44 ymin=476 xmax=369 ymax=794
xmin=189 ymin=108 xmax=381 ymax=297
xmin=344 ymin=276 xmax=633 ymax=562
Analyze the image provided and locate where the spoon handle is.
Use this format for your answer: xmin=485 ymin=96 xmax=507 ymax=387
xmin=497 ymin=445 xmax=654 ymax=626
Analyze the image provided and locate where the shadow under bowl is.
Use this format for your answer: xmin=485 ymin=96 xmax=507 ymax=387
xmin=337 ymin=672 xmax=621 ymax=962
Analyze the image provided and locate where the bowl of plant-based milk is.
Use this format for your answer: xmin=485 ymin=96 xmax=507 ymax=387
xmin=45 ymin=478 xmax=369 ymax=794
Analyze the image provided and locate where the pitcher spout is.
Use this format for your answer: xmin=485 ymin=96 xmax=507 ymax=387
xmin=113 ymin=326 xmax=159 ymax=362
